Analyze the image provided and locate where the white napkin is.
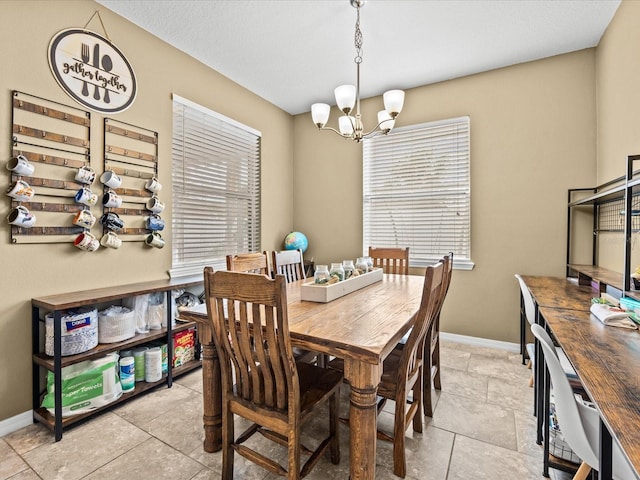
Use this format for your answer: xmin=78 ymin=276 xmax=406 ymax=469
xmin=590 ymin=303 xmax=638 ymax=329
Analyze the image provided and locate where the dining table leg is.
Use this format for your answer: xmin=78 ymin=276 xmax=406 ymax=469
xmin=196 ymin=321 xmax=223 ymax=452
xmin=344 ymin=359 xmax=383 ymax=480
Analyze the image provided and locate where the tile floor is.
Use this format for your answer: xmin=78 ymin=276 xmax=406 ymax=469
xmin=0 ymin=341 xmax=575 ymax=480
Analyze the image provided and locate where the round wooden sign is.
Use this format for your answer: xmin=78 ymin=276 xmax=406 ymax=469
xmin=48 ymin=29 xmax=137 ymax=114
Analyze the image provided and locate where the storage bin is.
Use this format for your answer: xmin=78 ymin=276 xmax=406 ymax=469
xmin=45 ymin=307 xmax=98 ymax=356
xmin=98 ymin=306 xmax=136 ymax=343
xmin=549 ymin=394 xmax=581 ymax=464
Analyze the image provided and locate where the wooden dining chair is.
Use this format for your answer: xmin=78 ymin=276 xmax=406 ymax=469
xmin=204 ymin=268 xmax=342 ymax=479
xmin=226 ymin=251 xmax=270 ymax=275
xmin=368 ymin=246 xmax=410 ymax=275
xmin=271 ymin=249 xmax=328 ymax=366
xmin=328 ymin=259 xmax=445 ymax=478
xmin=392 ymin=252 xmax=453 ymax=417
xmin=272 ymin=249 xmax=306 ymax=282
xmin=422 ymin=252 xmax=453 ymax=417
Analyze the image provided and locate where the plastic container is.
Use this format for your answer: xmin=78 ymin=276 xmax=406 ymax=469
xmin=119 ymin=356 xmax=135 ymax=393
xmin=145 ymin=347 xmax=162 ymax=383
xmin=98 ymin=306 xmax=135 ymax=343
xmin=133 ymin=347 xmax=148 ymax=382
xmin=45 ymin=307 xmax=98 ymax=356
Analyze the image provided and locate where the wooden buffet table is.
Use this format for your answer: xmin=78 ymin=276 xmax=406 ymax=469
xmin=520 ymin=272 xmax=640 ymax=480
xmin=181 ymin=273 xmax=425 ymax=480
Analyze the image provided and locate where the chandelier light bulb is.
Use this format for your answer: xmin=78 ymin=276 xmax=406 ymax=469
xmin=383 ymin=90 xmax=405 ymax=118
xmin=339 ymin=116 xmax=355 ymax=136
xmin=377 ymin=110 xmax=395 ymax=133
xmin=311 ymin=103 xmax=331 ymax=127
xmin=335 ymin=85 xmax=356 ymax=114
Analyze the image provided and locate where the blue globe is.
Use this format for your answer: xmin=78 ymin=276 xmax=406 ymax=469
xmin=283 ymin=232 xmax=308 ymax=253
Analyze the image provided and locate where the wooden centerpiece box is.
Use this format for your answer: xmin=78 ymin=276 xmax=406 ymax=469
xmin=300 ymin=268 xmax=383 ymax=303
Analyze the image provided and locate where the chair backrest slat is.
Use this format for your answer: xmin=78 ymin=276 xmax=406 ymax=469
xmin=204 ymin=268 xmax=297 ymax=412
xmin=368 ymin=247 xmax=410 ymax=275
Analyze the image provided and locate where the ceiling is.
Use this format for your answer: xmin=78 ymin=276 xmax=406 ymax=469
xmin=95 ymin=0 xmax=620 ymax=115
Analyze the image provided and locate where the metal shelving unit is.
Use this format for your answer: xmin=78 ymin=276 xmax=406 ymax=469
xmin=31 ymin=276 xmax=203 ymax=441
xmin=566 ymin=154 xmax=640 ymax=296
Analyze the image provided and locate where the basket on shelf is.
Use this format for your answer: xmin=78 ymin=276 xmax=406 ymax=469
xmin=98 ymin=306 xmax=136 ymax=343
xmin=549 ymin=394 xmax=581 ymax=464
xmin=45 ymin=307 xmax=98 ymax=356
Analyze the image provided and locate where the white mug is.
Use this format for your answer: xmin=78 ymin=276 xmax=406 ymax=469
xmin=7 ymin=205 xmax=36 ymax=227
xmin=145 ymin=232 xmax=165 ymax=248
xmin=72 ymin=209 xmax=96 ymax=228
xmin=145 ymin=177 xmax=162 ymax=193
xmin=7 ymin=180 xmax=35 ymax=201
xmin=100 ymin=170 xmax=122 ymax=188
xmin=146 ymin=195 xmax=165 ymax=214
xmin=100 ymin=231 xmax=122 ymax=249
xmin=103 ymin=189 xmax=122 ymax=208
xmin=75 ymin=187 xmax=98 ymax=206
xmin=75 ymin=165 xmax=96 ymax=184
xmin=74 ymin=232 xmax=100 ymax=251
xmin=6 ymin=155 xmax=35 ymax=176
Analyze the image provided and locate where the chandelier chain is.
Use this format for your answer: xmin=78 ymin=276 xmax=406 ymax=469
xmin=354 ymin=5 xmax=363 ymax=64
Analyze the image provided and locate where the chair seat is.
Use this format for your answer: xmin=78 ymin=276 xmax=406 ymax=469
xmin=296 ymin=362 xmax=343 ymax=414
xmin=556 ymin=347 xmax=578 ymax=379
xmin=528 ymin=342 xmax=577 ymax=378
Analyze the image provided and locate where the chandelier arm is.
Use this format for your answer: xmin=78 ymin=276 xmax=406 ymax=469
xmin=317 ymin=125 xmax=348 ymax=137
xmin=361 ymin=118 xmax=394 ymax=138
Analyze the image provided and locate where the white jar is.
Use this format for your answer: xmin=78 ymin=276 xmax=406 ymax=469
xmin=145 ymin=347 xmax=163 ymax=383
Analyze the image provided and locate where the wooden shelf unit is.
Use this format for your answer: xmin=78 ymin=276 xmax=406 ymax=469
xmin=31 ymin=275 xmax=203 ymax=441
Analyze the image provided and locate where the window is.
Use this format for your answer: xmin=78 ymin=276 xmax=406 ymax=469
xmin=171 ymin=94 xmax=261 ymax=278
xmin=363 ymin=116 xmax=473 ymax=270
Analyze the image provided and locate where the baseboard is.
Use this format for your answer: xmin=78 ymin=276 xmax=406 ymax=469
xmin=0 ymin=411 xmax=32 ymax=437
xmin=440 ymin=332 xmax=520 ymax=353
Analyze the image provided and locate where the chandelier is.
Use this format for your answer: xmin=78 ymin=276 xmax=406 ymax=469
xmin=311 ymin=0 xmax=405 ymax=143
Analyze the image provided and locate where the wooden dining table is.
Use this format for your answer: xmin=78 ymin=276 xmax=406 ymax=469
xmin=180 ymin=273 xmax=425 ymax=480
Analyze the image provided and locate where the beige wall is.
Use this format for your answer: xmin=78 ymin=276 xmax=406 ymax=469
xmin=293 ymin=50 xmax=597 ymax=343
xmin=0 ymin=1 xmax=294 ymax=422
xmin=5 ymin=0 xmax=636 ymax=425
xmin=595 ymin=0 xmax=640 ymax=272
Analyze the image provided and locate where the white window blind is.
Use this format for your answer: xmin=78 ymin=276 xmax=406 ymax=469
xmin=171 ymin=94 xmax=261 ymax=278
xmin=363 ymin=116 xmax=473 ymax=270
